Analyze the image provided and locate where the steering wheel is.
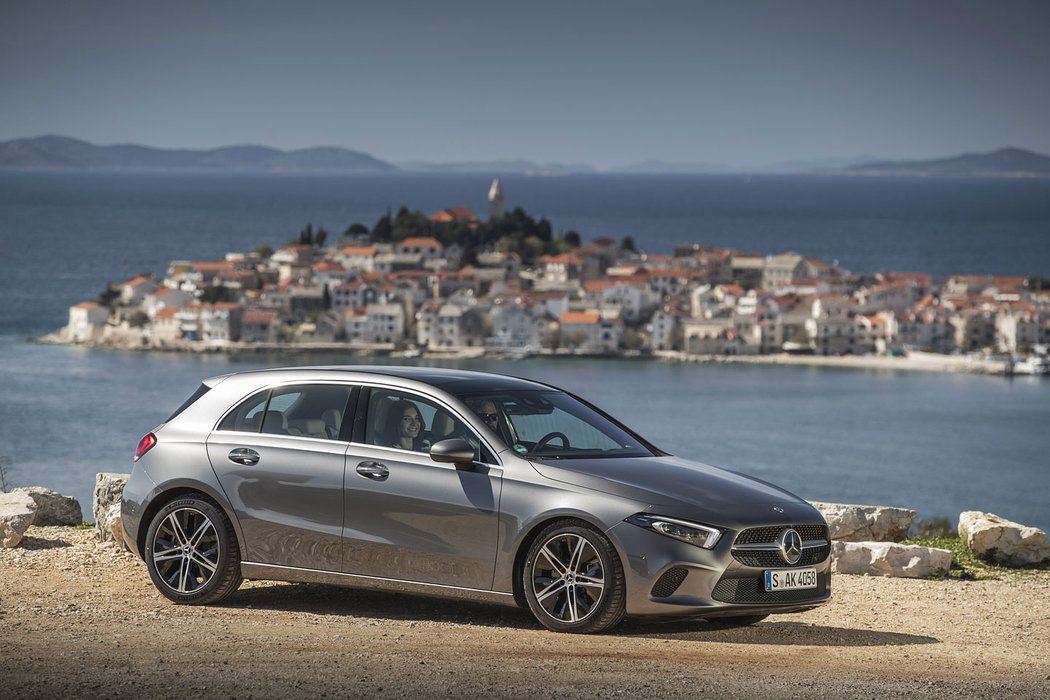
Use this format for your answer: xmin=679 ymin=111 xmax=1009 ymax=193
xmin=534 ymin=431 xmax=570 ymax=452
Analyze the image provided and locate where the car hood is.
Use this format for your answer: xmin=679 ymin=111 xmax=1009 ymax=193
xmin=530 ymin=455 xmax=820 ymax=527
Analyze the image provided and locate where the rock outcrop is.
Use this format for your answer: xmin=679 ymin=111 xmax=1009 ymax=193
xmin=1 ymin=491 xmax=39 ymax=548
xmin=93 ymin=473 xmax=129 ymax=543
xmin=810 ymin=502 xmax=915 ymax=542
xmin=13 ymin=486 xmax=83 ymax=526
xmin=958 ymin=511 xmax=1050 ymax=567
xmin=831 ymin=541 xmax=951 ymax=578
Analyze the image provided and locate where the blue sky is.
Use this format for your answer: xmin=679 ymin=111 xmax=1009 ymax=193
xmin=1 ymin=0 xmax=1048 ymax=168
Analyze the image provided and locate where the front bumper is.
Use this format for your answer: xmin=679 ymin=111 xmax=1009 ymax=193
xmin=607 ymin=520 xmax=832 ymax=617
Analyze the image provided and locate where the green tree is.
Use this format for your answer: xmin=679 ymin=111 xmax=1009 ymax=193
xmin=563 ymin=230 xmax=581 ymax=248
xmin=96 ymin=284 xmax=120 ymax=309
xmin=372 ymin=210 xmax=393 ymax=242
xmin=127 ymin=310 xmax=150 ymax=328
xmin=253 ymin=244 xmax=274 ymax=259
xmin=200 ymin=285 xmax=235 ymax=303
xmin=344 ymin=223 xmax=370 ymax=238
xmin=315 ymin=227 xmax=328 ymax=247
xmin=620 ymin=235 xmax=637 ymax=253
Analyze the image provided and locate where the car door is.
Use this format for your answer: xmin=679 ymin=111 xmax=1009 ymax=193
xmin=207 ymin=383 xmax=354 ymax=571
xmin=341 ymin=387 xmax=503 ymax=590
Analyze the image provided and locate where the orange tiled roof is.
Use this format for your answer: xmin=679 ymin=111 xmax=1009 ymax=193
xmin=242 ymin=309 xmax=276 ymax=325
xmin=399 ymin=236 xmax=442 ymax=249
xmin=154 ymin=307 xmax=180 ymax=320
xmin=341 ymin=246 xmax=377 ymax=257
xmin=540 ymin=254 xmax=584 ymax=266
xmin=74 ymin=301 xmax=99 ymax=310
xmin=560 ymin=311 xmax=600 ymax=325
xmin=429 ymin=208 xmax=477 ymax=223
xmin=191 ymin=261 xmax=234 ymax=272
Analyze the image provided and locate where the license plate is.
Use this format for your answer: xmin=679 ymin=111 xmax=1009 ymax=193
xmin=764 ymin=568 xmax=817 ymax=592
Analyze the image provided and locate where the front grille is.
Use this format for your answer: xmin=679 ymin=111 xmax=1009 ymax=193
xmin=734 ymin=523 xmax=828 ymax=545
xmin=712 ymin=574 xmax=829 ymax=604
xmin=733 ymin=545 xmax=831 ymax=568
xmin=651 ymin=567 xmax=688 ymax=598
xmin=731 ymin=523 xmax=830 ymax=568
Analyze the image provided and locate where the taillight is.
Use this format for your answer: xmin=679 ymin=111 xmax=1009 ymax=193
xmin=134 ymin=432 xmax=157 ymax=462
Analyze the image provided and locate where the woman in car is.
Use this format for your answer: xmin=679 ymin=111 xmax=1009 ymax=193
xmin=393 ymin=402 xmax=429 ymax=452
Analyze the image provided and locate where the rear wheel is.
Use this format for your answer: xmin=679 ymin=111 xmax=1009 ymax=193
xmin=523 ymin=521 xmax=626 ymax=633
xmin=144 ymin=496 xmax=242 ymax=604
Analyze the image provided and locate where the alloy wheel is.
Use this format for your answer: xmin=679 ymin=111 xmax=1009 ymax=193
xmin=151 ymin=507 xmax=220 ymax=594
xmin=530 ymin=532 xmax=606 ymax=623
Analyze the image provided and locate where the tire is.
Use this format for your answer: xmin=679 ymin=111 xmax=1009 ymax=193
xmin=708 ymin=614 xmax=769 ymax=627
xmin=144 ymin=496 xmax=243 ymax=605
xmin=522 ymin=520 xmax=626 ymax=633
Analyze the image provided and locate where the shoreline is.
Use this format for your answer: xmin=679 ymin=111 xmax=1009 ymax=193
xmin=35 ymin=332 xmax=1012 ymax=375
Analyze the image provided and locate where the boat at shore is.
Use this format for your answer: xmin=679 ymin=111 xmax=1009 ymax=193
xmin=1009 ymin=355 xmax=1050 ymax=376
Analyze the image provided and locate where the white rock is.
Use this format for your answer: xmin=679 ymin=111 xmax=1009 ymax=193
xmin=13 ymin=486 xmax=83 ymax=526
xmin=832 ymin=541 xmax=952 ymax=578
xmin=93 ymin=472 xmax=129 ymax=542
xmin=958 ymin=511 xmax=1050 ymax=567
xmin=809 ymin=501 xmax=916 ymax=542
xmin=0 ymin=491 xmax=38 ymax=548
xmin=99 ymin=502 xmax=124 ymax=546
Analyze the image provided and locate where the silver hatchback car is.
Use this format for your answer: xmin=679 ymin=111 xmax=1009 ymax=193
xmin=123 ymin=366 xmax=830 ymax=633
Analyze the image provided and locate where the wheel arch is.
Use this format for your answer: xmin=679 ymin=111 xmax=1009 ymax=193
xmin=509 ymin=512 xmax=613 ymax=609
xmin=137 ymin=481 xmax=243 ymax=561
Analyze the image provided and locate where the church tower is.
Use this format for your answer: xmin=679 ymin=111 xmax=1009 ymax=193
xmin=488 ymin=177 xmax=505 ymax=221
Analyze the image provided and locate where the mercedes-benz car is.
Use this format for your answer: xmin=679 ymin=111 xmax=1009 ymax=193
xmin=123 ymin=366 xmax=830 ymax=633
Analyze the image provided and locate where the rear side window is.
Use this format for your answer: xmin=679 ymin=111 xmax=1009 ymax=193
xmin=217 ymin=384 xmax=353 ymax=440
xmin=166 ymin=383 xmax=211 ymax=423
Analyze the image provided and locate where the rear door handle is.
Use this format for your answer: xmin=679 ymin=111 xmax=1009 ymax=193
xmin=228 ymin=448 xmax=260 ymax=466
xmin=356 ymin=461 xmax=389 ymax=480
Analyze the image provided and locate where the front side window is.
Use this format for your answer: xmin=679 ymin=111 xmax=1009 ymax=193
xmin=217 ymin=384 xmax=352 ymax=440
xmin=364 ymin=389 xmax=490 ymax=461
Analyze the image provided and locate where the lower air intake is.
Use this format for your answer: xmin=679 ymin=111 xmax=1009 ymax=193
xmin=651 ymin=567 xmax=689 ymax=598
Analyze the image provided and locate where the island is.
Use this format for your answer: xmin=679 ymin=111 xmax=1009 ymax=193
xmin=41 ymin=181 xmax=1050 ymax=375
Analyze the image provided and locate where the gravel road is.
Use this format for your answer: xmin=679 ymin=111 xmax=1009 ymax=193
xmin=3 ymin=526 xmax=1049 ymax=699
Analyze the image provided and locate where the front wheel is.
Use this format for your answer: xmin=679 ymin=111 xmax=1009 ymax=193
xmin=522 ymin=520 xmax=626 ymax=633
xmin=144 ymin=496 xmax=242 ymax=604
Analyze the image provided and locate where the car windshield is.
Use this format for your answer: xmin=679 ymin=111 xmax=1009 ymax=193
xmin=455 ymin=389 xmax=657 ymax=460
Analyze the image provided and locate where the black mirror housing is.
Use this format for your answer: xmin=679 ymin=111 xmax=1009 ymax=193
xmin=429 ymin=438 xmax=476 ymax=469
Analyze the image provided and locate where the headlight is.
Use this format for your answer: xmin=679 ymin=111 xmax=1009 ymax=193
xmin=625 ymin=514 xmax=722 ymax=549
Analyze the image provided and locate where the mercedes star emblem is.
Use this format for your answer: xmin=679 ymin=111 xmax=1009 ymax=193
xmin=778 ymin=528 xmax=803 ymax=565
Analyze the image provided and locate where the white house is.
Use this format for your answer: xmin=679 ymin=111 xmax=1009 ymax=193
xmin=68 ymin=302 xmax=108 ymax=343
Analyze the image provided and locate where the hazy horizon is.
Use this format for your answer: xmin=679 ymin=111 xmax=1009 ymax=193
xmin=2 ymin=1 xmax=1048 ymax=169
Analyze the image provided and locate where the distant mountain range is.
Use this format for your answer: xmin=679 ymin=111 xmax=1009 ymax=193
xmin=0 ymin=135 xmax=396 ymax=172
xmin=2 ymin=136 xmax=1048 ymax=177
xmin=848 ymin=148 xmax=1050 ymax=177
xmin=398 ymin=159 xmax=596 ymax=175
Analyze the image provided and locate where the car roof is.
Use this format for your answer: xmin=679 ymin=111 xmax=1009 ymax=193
xmin=206 ymin=365 xmax=555 ymax=394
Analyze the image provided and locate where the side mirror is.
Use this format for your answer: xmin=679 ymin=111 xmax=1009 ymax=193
xmin=429 ymin=438 xmax=476 ymax=470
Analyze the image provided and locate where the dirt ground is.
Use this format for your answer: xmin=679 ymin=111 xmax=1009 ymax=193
xmin=2 ymin=526 xmax=1049 ymax=699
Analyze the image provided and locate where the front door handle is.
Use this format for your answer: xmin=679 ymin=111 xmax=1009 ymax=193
xmin=356 ymin=461 xmax=389 ymax=480
xmin=228 ymin=448 xmax=260 ymax=466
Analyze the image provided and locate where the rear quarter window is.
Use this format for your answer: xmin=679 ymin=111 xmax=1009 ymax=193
xmin=166 ymin=383 xmax=212 ymax=422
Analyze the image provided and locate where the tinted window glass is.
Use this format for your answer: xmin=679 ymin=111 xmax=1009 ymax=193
xmin=264 ymin=384 xmax=352 ymax=439
xmin=218 ymin=390 xmax=270 ymax=432
xmin=166 ymin=383 xmax=211 ymax=423
xmin=365 ymin=388 xmax=489 ymax=461
xmin=456 ymin=390 xmax=655 ymax=460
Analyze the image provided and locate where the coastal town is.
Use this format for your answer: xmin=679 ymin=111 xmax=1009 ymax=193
xmin=49 ymin=179 xmax=1050 ymax=373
